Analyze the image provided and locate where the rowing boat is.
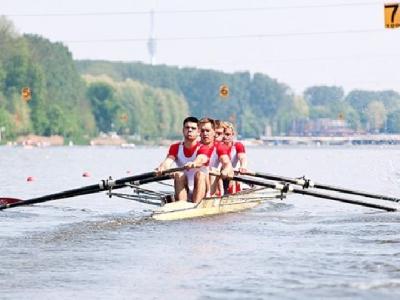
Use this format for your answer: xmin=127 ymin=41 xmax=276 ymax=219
xmin=151 ymin=187 xmax=282 ymax=221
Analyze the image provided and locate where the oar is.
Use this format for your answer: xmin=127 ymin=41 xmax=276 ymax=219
xmin=0 ymin=167 xmax=183 ymax=210
xmin=244 ymin=171 xmax=400 ymax=203
xmin=233 ymin=175 xmax=397 ymax=212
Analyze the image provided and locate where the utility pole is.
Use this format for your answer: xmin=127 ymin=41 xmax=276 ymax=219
xmin=147 ymin=10 xmax=157 ymax=65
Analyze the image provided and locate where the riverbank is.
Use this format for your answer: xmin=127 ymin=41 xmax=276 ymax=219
xmin=4 ymin=134 xmax=400 ymax=147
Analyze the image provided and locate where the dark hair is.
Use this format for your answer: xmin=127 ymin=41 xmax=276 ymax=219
xmin=183 ymin=116 xmax=199 ymax=126
xmin=199 ymin=117 xmax=215 ymax=130
xmin=214 ymin=120 xmax=223 ymax=129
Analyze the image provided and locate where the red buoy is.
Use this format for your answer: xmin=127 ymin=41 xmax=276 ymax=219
xmin=82 ymin=172 xmax=91 ymax=177
xmin=26 ymin=176 xmax=34 ymax=182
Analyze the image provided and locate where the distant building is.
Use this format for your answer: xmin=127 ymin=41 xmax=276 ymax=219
xmin=290 ymin=118 xmax=355 ymax=136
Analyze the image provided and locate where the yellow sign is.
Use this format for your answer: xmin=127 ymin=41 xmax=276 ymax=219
xmin=219 ymin=84 xmax=229 ymax=98
xmin=385 ymin=3 xmax=400 ymax=28
xmin=21 ymin=87 xmax=32 ymax=102
xmin=120 ymin=113 xmax=129 ymax=123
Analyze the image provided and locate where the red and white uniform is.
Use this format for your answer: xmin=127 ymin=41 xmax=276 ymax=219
xmin=197 ymin=142 xmax=230 ymax=169
xmin=168 ymin=141 xmax=200 ymax=190
xmin=227 ymin=141 xmax=245 ymax=168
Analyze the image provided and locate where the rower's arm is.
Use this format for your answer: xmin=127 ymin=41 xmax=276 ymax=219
xmin=156 ymin=155 xmax=175 ymax=174
xmin=185 ymin=154 xmax=208 ymax=169
xmin=237 ymin=152 xmax=248 ymax=172
xmin=219 ymin=154 xmax=234 ymax=179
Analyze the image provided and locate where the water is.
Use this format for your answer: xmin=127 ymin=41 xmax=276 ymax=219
xmin=1 ymin=145 xmax=400 ymax=299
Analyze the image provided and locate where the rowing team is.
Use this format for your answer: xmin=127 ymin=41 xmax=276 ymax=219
xmin=156 ymin=116 xmax=248 ymax=203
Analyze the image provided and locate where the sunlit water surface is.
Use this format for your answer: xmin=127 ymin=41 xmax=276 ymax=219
xmin=1 ymin=146 xmax=400 ymax=299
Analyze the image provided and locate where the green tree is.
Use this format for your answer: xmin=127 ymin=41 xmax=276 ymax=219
xmin=366 ymin=101 xmax=387 ymax=133
xmin=87 ymin=82 xmax=120 ymax=133
xmin=304 ymin=86 xmax=344 ymax=106
xmin=386 ymin=110 xmax=400 ymax=133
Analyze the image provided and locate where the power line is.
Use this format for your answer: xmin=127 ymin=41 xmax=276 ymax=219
xmin=63 ymin=28 xmax=384 ymax=43
xmin=191 ymin=52 xmax=400 ymax=68
xmin=4 ymin=1 xmax=381 ymax=17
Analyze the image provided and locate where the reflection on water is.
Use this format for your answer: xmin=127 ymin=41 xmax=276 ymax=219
xmin=1 ymin=146 xmax=400 ymax=299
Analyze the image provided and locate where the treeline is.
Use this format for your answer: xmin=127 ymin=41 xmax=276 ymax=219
xmin=77 ymin=61 xmax=400 ymax=136
xmin=76 ymin=60 xmax=299 ymax=137
xmin=304 ymin=86 xmax=400 ymax=133
xmin=0 ymin=17 xmax=188 ymax=143
xmin=0 ymin=17 xmax=95 ymax=142
xmin=2 ymin=16 xmax=400 ymax=144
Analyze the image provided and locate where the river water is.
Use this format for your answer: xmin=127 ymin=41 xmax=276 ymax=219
xmin=1 ymin=145 xmax=400 ymax=299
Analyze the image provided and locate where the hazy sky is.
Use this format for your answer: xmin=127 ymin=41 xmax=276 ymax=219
xmin=2 ymin=0 xmax=400 ymax=94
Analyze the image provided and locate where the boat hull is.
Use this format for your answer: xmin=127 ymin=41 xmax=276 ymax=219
xmin=151 ymin=188 xmax=279 ymax=221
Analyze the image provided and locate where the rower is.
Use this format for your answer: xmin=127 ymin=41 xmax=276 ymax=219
xmin=156 ymin=116 xmax=200 ymax=201
xmin=214 ymin=120 xmax=225 ymax=143
xmin=222 ymin=121 xmax=247 ymax=194
xmin=184 ymin=118 xmax=233 ymax=203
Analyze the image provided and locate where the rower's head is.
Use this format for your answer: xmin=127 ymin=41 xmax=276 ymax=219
xmin=199 ymin=117 xmax=215 ymax=145
xmin=223 ymin=121 xmax=235 ymax=145
xmin=214 ymin=120 xmax=225 ymax=143
xmin=182 ymin=116 xmax=199 ymax=141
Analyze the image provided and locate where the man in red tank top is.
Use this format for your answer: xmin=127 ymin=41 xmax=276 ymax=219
xmin=156 ymin=117 xmax=200 ymax=201
xmin=184 ymin=118 xmax=233 ymax=203
xmin=223 ymin=121 xmax=248 ymax=194
xmin=214 ymin=120 xmax=225 ymax=143
xmin=223 ymin=122 xmax=247 ymax=173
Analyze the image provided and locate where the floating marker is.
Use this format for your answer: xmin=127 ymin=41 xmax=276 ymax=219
xmin=82 ymin=172 xmax=91 ymax=177
xmin=26 ymin=176 xmax=34 ymax=182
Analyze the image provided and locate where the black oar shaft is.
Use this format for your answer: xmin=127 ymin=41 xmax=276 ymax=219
xmin=233 ymin=175 xmax=397 ymax=212
xmin=312 ymin=183 xmax=400 ymax=202
xmin=250 ymin=172 xmax=400 ymax=203
xmin=292 ymin=187 xmax=397 ymax=212
xmin=0 ymin=167 xmax=183 ymax=210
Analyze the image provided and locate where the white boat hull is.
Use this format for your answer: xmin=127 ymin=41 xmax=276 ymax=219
xmin=152 ymin=188 xmax=280 ymax=221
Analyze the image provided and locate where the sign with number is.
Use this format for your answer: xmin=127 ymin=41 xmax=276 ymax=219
xmin=385 ymin=3 xmax=400 ymax=28
xmin=219 ymin=84 xmax=229 ymax=98
xmin=120 ymin=113 xmax=129 ymax=122
xmin=21 ymin=87 xmax=32 ymax=102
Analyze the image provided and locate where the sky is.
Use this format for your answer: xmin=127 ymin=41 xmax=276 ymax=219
xmin=2 ymin=0 xmax=400 ymax=94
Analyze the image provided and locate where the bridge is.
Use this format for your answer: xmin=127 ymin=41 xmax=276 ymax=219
xmin=260 ymin=134 xmax=400 ymax=145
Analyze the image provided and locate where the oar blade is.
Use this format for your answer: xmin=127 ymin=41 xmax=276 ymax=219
xmin=0 ymin=198 xmax=22 ymax=206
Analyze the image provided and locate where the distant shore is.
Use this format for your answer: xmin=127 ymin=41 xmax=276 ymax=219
xmin=3 ymin=133 xmax=400 ymax=147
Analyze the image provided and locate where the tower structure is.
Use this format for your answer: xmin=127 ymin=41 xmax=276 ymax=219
xmin=147 ymin=10 xmax=157 ymax=65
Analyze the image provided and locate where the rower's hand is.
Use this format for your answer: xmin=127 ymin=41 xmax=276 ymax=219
xmin=238 ymin=167 xmax=248 ymax=174
xmin=220 ymin=168 xmax=234 ymax=180
xmin=184 ymin=162 xmax=196 ymax=170
xmin=155 ymin=166 xmax=164 ymax=176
